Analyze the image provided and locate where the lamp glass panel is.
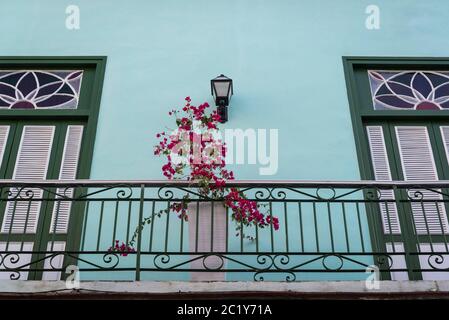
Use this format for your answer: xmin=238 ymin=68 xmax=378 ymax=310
xmin=214 ymin=81 xmax=230 ymax=98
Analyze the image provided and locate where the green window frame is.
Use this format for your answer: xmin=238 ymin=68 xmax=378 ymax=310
xmin=0 ymin=56 xmax=106 ymax=178
xmin=0 ymin=57 xmax=106 ymax=280
xmin=343 ymin=57 xmax=449 ymax=280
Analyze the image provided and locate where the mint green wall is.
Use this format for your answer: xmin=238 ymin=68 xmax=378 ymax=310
xmin=3 ymin=0 xmax=448 ymax=181
xmin=1 ymin=0 xmax=448 ymax=280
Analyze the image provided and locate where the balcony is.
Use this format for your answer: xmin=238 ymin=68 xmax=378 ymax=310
xmin=0 ymin=179 xmax=449 ymax=283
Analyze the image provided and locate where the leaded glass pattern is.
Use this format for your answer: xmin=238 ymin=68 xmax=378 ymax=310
xmin=0 ymin=70 xmax=83 ymax=109
xmin=368 ymin=70 xmax=449 ymax=110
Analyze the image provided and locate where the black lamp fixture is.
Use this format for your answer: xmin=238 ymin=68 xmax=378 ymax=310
xmin=211 ymin=74 xmax=233 ymax=123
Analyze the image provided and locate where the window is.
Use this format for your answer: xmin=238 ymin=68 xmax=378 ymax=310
xmin=0 ymin=70 xmax=83 ymax=109
xmin=0 ymin=57 xmax=106 ymax=280
xmin=368 ymin=70 xmax=449 ymax=110
xmin=344 ymin=57 xmax=449 ymax=281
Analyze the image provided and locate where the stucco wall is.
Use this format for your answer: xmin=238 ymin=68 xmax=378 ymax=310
xmin=3 ymin=0 xmax=446 ymax=180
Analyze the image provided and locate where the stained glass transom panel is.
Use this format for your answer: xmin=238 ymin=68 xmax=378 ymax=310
xmin=0 ymin=70 xmax=83 ymax=109
xmin=368 ymin=70 xmax=449 ymax=110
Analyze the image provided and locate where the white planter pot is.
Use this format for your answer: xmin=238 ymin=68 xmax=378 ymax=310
xmin=188 ymin=201 xmax=227 ymax=281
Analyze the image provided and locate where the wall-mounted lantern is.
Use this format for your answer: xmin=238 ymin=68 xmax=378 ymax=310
xmin=211 ymin=74 xmax=233 ymax=123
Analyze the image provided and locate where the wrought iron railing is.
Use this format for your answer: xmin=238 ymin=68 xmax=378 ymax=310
xmin=1 ymin=180 xmax=449 ymax=281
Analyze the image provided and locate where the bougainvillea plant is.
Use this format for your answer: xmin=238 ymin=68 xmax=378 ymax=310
xmin=109 ymin=97 xmax=279 ymax=256
xmin=108 ymin=240 xmax=136 ymax=257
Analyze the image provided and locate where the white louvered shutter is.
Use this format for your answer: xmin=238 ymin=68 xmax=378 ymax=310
xmin=395 ymin=126 xmax=449 ymax=235
xmin=1 ymin=126 xmax=55 ymax=234
xmin=366 ymin=126 xmax=401 ymax=234
xmin=0 ymin=126 xmax=10 ymax=167
xmin=49 ymin=125 xmax=83 ymax=233
xmin=439 ymin=126 xmax=449 ymax=175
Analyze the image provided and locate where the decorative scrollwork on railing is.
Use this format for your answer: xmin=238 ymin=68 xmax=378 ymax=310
xmin=157 ymin=185 xmax=216 ymax=201
xmin=61 ymin=186 xmax=75 ymax=199
xmin=252 ymin=188 xmax=272 ymax=200
xmin=115 ymin=187 xmax=134 ymax=200
xmin=47 ymin=253 xmax=65 ymax=269
xmin=374 ymin=254 xmax=394 ymax=271
xmin=153 ymin=253 xmax=277 ymax=272
xmin=427 ymin=253 xmax=448 ymax=270
xmin=2 ymin=186 xmax=78 ymax=201
xmin=76 ymin=184 xmax=134 ymax=200
xmin=316 ymin=188 xmax=337 ymax=201
xmin=407 ymin=189 xmax=425 ymax=201
xmin=100 ymin=252 xmax=121 ymax=269
xmin=403 ymin=186 xmax=449 ymax=199
xmin=38 ymin=186 xmax=73 ymax=200
xmin=253 ymin=271 xmax=296 ymax=282
xmin=238 ymin=186 xmax=376 ymax=202
xmin=0 ymin=251 xmax=122 ymax=280
xmin=365 ymin=187 xmax=383 ymax=201
xmin=253 ymin=187 xmax=320 ymax=201
xmin=149 ymin=253 xmax=377 ymax=278
xmin=270 ymin=189 xmax=287 ymax=200
xmin=154 ymin=254 xmax=226 ymax=271
xmin=0 ymin=252 xmax=31 ymax=280
xmin=6 ymin=187 xmax=36 ymax=201
xmin=0 ymin=252 xmax=21 ymax=268
xmin=272 ymin=254 xmax=290 ymax=269
xmin=201 ymin=254 xmax=225 ymax=270
xmin=255 ymin=254 xmax=275 ymax=270
xmin=153 ymin=254 xmax=172 ymax=269
xmin=157 ymin=187 xmax=175 ymax=200
xmin=404 ymin=188 xmax=449 ymax=204
xmin=322 ymin=254 xmax=344 ymax=271
xmin=333 ymin=186 xmax=372 ymax=200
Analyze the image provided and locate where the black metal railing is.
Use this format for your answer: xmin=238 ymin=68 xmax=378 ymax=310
xmin=1 ymin=180 xmax=449 ymax=281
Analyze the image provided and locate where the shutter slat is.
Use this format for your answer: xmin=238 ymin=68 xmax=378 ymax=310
xmin=1 ymin=126 xmax=54 ymax=234
xmin=395 ymin=126 xmax=449 ymax=234
xmin=0 ymin=126 xmax=10 ymax=168
xmin=366 ymin=126 xmax=401 ymax=234
xmin=50 ymin=126 xmax=83 ymax=234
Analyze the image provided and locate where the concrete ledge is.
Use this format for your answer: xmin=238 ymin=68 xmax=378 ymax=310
xmin=0 ymin=280 xmax=449 ymax=299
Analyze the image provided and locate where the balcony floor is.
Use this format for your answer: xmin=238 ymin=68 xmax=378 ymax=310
xmin=1 ymin=280 xmax=449 ymax=299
